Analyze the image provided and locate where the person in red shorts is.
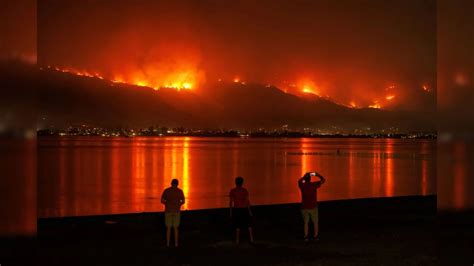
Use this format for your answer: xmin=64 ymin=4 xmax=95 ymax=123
xmin=229 ymin=176 xmax=254 ymax=245
xmin=298 ymin=171 xmax=326 ymax=241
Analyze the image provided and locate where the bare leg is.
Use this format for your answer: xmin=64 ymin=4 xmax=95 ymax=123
xmin=248 ymin=227 xmax=254 ymax=243
xmin=313 ymin=221 xmax=319 ymax=238
xmin=174 ymin=227 xmax=179 ymax=247
xmin=303 ymin=222 xmax=309 ymax=238
xmin=236 ymin=229 xmax=240 ymax=244
xmin=166 ymin=227 xmax=171 ymax=247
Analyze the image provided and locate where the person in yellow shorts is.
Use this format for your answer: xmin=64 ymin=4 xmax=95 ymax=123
xmin=298 ymin=172 xmax=326 ymax=242
xmin=161 ymin=179 xmax=185 ymax=247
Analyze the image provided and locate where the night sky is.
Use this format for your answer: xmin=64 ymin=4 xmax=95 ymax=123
xmin=37 ymin=0 xmax=436 ymax=110
xmin=0 ymin=0 xmax=36 ymax=63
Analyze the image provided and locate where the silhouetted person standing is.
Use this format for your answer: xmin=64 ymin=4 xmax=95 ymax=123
xmin=161 ymin=179 xmax=185 ymax=247
xmin=229 ymin=176 xmax=254 ymax=244
xmin=298 ymin=172 xmax=326 ymax=241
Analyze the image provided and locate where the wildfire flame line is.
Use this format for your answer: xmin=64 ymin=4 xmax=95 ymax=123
xmin=41 ymin=66 xmax=424 ymax=110
xmin=43 ymin=65 xmax=196 ymax=91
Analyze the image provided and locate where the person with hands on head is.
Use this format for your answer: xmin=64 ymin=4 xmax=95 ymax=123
xmin=298 ymin=171 xmax=326 ymax=242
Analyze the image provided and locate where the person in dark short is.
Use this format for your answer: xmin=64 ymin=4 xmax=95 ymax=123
xmin=161 ymin=178 xmax=185 ymax=247
xmin=229 ymin=176 xmax=254 ymax=245
xmin=298 ymin=171 xmax=326 ymax=242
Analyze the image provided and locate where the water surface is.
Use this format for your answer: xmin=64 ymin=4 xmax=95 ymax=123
xmin=38 ymin=137 xmax=436 ymax=218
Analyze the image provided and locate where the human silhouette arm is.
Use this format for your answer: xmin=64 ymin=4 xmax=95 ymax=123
xmin=229 ymin=191 xmax=234 ymax=218
xmin=179 ymin=190 xmax=185 ymax=206
xmin=247 ymin=190 xmax=252 ymax=217
xmin=298 ymin=172 xmax=311 ymax=188
xmin=161 ymin=190 xmax=167 ymax=204
xmin=315 ymin=172 xmax=326 ymax=185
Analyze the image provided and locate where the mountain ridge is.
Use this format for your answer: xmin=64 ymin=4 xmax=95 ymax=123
xmin=1 ymin=63 xmax=435 ymax=131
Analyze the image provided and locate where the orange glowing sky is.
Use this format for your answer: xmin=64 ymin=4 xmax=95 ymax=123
xmin=38 ymin=0 xmax=436 ymax=111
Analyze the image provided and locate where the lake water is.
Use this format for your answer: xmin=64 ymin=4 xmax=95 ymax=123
xmin=38 ymin=137 xmax=436 ymax=218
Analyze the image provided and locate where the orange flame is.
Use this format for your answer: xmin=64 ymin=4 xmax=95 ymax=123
xmin=300 ymin=80 xmax=319 ymax=96
xmin=368 ymin=101 xmax=382 ymax=109
xmin=46 ymin=65 xmax=201 ymax=91
xmin=385 ymin=95 xmax=395 ymax=100
xmin=48 ymin=66 xmax=105 ymax=80
xmin=302 ymin=87 xmax=315 ymax=94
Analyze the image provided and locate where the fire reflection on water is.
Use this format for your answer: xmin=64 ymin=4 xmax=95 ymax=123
xmin=421 ymin=142 xmax=429 ymax=196
xmin=372 ymin=142 xmax=382 ymax=196
xmin=385 ymin=139 xmax=394 ymax=197
xmin=348 ymin=142 xmax=354 ymax=198
xmin=453 ymin=142 xmax=466 ymax=210
xmin=300 ymin=138 xmax=310 ymax=176
xmin=182 ymin=138 xmax=190 ymax=210
xmin=438 ymin=140 xmax=473 ymax=211
xmin=38 ymin=137 xmax=436 ymax=218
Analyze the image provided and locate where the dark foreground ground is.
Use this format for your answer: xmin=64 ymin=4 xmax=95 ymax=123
xmin=2 ymin=196 xmax=439 ymax=265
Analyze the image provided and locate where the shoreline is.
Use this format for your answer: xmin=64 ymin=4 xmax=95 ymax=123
xmin=37 ymin=134 xmax=437 ymax=139
xmin=38 ymin=195 xmax=435 ymax=221
xmin=3 ymin=195 xmax=437 ymax=265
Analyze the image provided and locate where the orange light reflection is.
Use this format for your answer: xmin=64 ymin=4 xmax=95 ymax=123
xmin=348 ymin=144 xmax=354 ymax=198
xmin=110 ymin=140 xmax=120 ymax=214
xmin=453 ymin=142 xmax=466 ymax=209
xmin=132 ymin=140 xmax=146 ymax=213
xmin=300 ymin=138 xmax=310 ymax=176
xmin=385 ymin=140 xmax=394 ymax=197
xmin=372 ymin=143 xmax=382 ymax=196
xmin=182 ymin=138 xmax=190 ymax=210
xmin=421 ymin=142 xmax=428 ymax=195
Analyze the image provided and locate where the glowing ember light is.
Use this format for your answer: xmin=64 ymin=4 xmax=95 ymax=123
xmin=302 ymin=87 xmax=316 ymax=94
xmin=385 ymin=95 xmax=395 ymax=100
xmin=47 ymin=66 xmax=105 ymax=80
xmin=369 ymin=101 xmax=382 ymax=109
xmin=162 ymin=81 xmax=193 ymax=90
xmin=295 ymin=79 xmax=322 ymax=97
xmin=112 ymin=76 xmax=125 ymax=83
xmin=183 ymin=83 xmax=192 ymax=89
xmin=48 ymin=65 xmax=199 ymax=91
xmin=350 ymin=101 xmax=357 ymax=108
xmin=301 ymin=82 xmax=319 ymax=96
xmin=233 ymin=77 xmax=240 ymax=83
xmin=136 ymin=81 xmax=148 ymax=87
xmin=422 ymin=85 xmax=429 ymax=92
